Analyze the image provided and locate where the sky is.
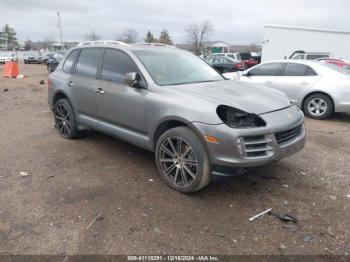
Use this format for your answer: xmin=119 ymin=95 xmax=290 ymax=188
xmin=0 ymin=0 xmax=349 ymax=45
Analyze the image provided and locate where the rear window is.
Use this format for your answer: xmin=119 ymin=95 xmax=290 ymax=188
xmin=282 ymin=63 xmax=317 ymax=76
xmin=63 ymin=50 xmax=80 ymax=73
xmin=75 ymin=48 xmax=102 ymax=78
xmin=306 ymin=54 xmax=330 ymax=60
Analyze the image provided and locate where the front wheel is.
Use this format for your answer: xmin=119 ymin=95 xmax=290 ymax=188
xmin=155 ymin=127 xmax=211 ymax=193
xmin=303 ymin=94 xmax=333 ymax=119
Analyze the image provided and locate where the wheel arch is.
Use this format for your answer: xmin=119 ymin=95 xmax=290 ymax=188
xmin=151 ymin=117 xmax=211 ymax=159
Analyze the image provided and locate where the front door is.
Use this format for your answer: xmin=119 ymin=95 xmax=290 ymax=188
xmin=96 ymin=48 xmax=148 ymax=144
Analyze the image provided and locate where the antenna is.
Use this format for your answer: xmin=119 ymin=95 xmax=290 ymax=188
xmin=57 ymin=11 xmax=64 ymax=50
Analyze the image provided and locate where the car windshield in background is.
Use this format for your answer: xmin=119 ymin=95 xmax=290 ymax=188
xmin=133 ymin=50 xmax=224 ymax=86
xmin=323 ymin=63 xmax=350 ymax=75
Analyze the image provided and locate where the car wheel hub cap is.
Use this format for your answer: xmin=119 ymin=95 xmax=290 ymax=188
xmin=308 ymin=98 xmax=327 ymax=116
xmin=159 ymin=137 xmax=198 ymax=187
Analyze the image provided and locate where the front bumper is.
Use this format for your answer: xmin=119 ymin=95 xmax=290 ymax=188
xmin=193 ymin=106 xmax=306 ymax=174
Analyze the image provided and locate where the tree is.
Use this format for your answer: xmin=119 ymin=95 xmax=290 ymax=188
xmin=0 ymin=24 xmax=19 ymax=50
xmin=122 ymin=28 xmax=138 ymax=44
xmin=184 ymin=21 xmax=213 ymax=55
xmin=83 ymin=31 xmax=101 ymax=41
xmin=159 ymin=29 xmax=172 ymax=45
xmin=144 ymin=30 xmax=155 ymax=43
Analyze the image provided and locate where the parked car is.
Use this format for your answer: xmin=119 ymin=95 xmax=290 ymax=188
xmin=48 ymin=41 xmax=305 ymax=193
xmin=206 ymin=52 xmax=242 ymax=62
xmin=239 ymin=52 xmax=259 ymax=68
xmin=0 ymin=52 xmax=18 ymax=64
xmin=290 ymin=51 xmax=332 ymax=60
xmin=23 ymin=52 xmax=41 ymax=64
xmin=316 ymin=58 xmax=350 ymax=70
xmin=47 ymin=51 xmax=66 ymax=72
xmin=206 ymin=56 xmax=244 ymax=73
xmin=37 ymin=53 xmax=54 ymax=64
xmin=224 ymin=60 xmax=350 ymax=119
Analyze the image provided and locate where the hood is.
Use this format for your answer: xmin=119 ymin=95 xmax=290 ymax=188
xmin=172 ymin=80 xmax=291 ymax=115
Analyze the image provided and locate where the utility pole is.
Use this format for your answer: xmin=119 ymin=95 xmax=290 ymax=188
xmin=57 ymin=11 xmax=64 ymax=50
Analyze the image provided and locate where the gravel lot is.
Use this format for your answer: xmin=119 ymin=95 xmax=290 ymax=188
xmin=0 ymin=63 xmax=349 ymax=256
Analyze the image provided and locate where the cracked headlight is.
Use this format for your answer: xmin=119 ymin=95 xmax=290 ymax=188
xmin=216 ymin=105 xmax=266 ymax=128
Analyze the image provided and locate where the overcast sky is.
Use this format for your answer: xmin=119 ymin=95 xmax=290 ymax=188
xmin=1 ymin=0 xmax=349 ymax=44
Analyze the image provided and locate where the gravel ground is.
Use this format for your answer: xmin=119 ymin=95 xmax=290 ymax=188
xmin=0 ymin=63 xmax=349 ymax=256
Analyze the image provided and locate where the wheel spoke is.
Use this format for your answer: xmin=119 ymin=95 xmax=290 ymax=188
xmin=161 ymin=145 xmax=175 ymax=158
xmin=159 ymin=158 xmax=175 ymax=163
xmin=183 ymin=164 xmax=196 ymax=179
xmin=180 ymin=167 xmax=188 ymax=186
xmin=167 ymin=138 xmax=177 ymax=155
xmin=182 ymin=159 xmax=197 ymax=166
xmin=174 ymin=168 xmax=180 ymax=184
xmin=176 ymin=138 xmax=182 ymax=155
xmin=164 ymin=164 xmax=176 ymax=176
xmin=181 ymin=146 xmax=191 ymax=158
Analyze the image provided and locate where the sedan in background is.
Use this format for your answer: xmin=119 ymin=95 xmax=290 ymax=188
xmin=223 ymin=60 xmax=350 ymax=119
xmin=23 ymin=53 xmax=41 ymax=64
xmin=206 ymin=56 xmax=244 ymax=73
xmin=47 ymin=51 xmax=66 ymax=72
xmin=206 ymin=52 xmax=242 ymax=62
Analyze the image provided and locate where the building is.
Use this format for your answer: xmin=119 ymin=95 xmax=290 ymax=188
xmin=262 ymin=25 xmax=350 ymax=62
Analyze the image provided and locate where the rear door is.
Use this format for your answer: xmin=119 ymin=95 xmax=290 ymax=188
xmin=274 ymin=63 xmax=320 ymax=104
xmin=96 ymin=48 xmax=147 ymax=142
xmin=241 ymin=62 xmax=283 ymax=88
xmin=69 ymin=48 xmax=103 ymax=124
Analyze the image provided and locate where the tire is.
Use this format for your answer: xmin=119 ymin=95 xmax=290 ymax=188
xmin=53 ymin=99 xmax=81 ymax=139
xmin=155 ymin=126 xmax=211 ymax=193
xmin=303 ymin=93 xmax=333 ymax=120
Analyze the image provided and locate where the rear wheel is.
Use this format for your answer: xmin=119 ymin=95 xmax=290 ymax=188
xmin=303 ymin=93 xmax=333 ymax=119
xmin=155 ymin=127 xmax=211 ymax=193
xmin=54 ymin=99 xmax=81 ymax=139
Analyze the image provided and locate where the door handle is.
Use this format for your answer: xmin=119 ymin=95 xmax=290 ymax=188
xmin=264 ymin=81 xmax=273 ymax=85
xmin=95 ymin=88 xmax=105 ymax=94
xmin=300 ymin=81 xmax=310 ymax=85
xmin=67 ymin=81 xmax=74 ymax=87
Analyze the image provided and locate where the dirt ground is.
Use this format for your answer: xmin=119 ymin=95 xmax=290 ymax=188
xmin=0 ymin=63 xmax=349 ymax=256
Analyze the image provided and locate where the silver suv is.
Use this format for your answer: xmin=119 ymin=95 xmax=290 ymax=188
xmin=48 ymin=41 xmax=306 ymax=193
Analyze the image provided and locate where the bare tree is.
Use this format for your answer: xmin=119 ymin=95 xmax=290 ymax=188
xmin=122 ymin=28 xmax=138 ymax=44
xmin=184 ymin=21 xmax=213 ymax=55
xmin=83 ymin=31 xmax=101 ymax=41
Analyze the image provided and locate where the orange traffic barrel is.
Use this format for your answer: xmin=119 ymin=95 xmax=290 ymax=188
xmin=3 ymin=62 xmax=19 ymax=78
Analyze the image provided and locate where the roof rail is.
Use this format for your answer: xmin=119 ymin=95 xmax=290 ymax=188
xmin=77 ymin=40 xmax=129 ymax=46
xmin=133 ymin=43 xmax=176 ymax=48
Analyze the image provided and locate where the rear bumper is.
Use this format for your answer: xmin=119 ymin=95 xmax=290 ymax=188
xmin=193 ymin=106 xmax=306 ymax=174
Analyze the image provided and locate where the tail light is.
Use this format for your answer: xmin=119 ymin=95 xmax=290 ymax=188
xmin=235 ymin=63 xmax=242 ymax=69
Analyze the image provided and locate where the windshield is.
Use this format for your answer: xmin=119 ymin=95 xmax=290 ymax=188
xmin=133 ymin=50 xmax=224 ymax=86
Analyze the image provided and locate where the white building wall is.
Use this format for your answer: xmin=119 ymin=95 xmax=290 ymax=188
xmin=262 ymin=25 xmax=350 ymax=62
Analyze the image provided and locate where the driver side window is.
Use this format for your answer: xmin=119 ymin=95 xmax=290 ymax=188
xmin=101 ymin=49 xmax=139 ymax=83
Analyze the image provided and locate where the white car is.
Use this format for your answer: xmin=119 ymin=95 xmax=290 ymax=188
xmin=0 ymin=52 xmax=18 ymax=64
xmin=223 ymin=60 xmax=350 ymax=119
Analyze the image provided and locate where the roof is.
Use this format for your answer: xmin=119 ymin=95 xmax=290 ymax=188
xmin=264 ymin=24 xmax=350 ymax=35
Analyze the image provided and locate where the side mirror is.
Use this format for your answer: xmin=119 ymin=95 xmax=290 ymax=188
xmin=124 ymin=72 xmax=146 ymax=89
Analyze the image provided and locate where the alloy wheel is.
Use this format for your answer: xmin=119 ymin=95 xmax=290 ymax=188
xmin=307 ymin=98 xmax=328 ymax=117
xmin=54 ymin=103 xmax=72 ymax=136
xmin=158 ymin=136 xmax=198 ymax=187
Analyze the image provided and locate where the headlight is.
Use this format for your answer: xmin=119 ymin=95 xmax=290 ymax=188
xmin=216 ymin=105 xmax=266 ymax=128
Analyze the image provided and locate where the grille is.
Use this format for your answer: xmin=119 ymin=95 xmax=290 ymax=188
xmin=275 ymin=125 xmax=302 ymax=145
xmin=242 ymin=135 xmax=272 ymax=158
